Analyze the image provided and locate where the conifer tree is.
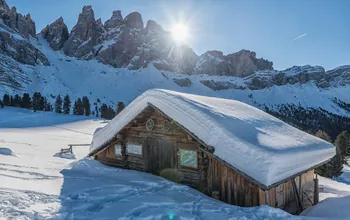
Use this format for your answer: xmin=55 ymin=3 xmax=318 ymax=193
xmin=10 ymin=95 xmax=13 ymax=106
xmin=315 ymin=130 xmax=344 ymax=177
xmin=21 ymin=93 xmax=31 ymax=109
xmin=116 ymin=101 xmax=125 ymax=115
xmin=44 ymin=98 xmax=51 ymax=112
xmin=63 ymin=95 xmax=71 ymax=114
xmin=0 ymin=100 xmax=4 ymax=108
xmin=3 ymin=94 xmax=10 ymax=106
xmin=108 ymin=106 xmax=115 ymax=119
xmin=73 ymin=98 xmax=84 ymax=115
xmin=95 ymin=106 xmax=99 ymax=117
xmin=334 ymin=131 xmax=350 ymax=164
xmin=100 ymin=103 xmax=108 ymax=119
xmin=100 ymin=105 xmax=116 ymax=120
xmin=39 ymin=96 xmax=45 ymax=111
xmin=13 ymin=94 xmax=21 ymax=107
xmin=82 ymin=96 xmax=91 ymax=116
xmin=55 ymin=95 xmax=63 ymax=113
xmin=32 ymin=92 xmax=42 ymax=111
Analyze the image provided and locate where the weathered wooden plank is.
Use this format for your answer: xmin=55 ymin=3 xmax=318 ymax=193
xmin=258 ymin=189 xmax=265 ymax=205
xmin=252 ymin=185 xmax=258 ymax=206
xmin=268 ymin=188 xmax=276 ymax=207
xmin=232 ymin=172 xmax=237 ymax=205
xmin=227 ymin=170 xmax=231 ymax=204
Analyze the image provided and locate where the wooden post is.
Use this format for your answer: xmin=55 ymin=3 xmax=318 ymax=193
xmin=292 ymin=179 xmax=303 ymax=213
xmin=314 ymin=174 xmax=319 ymax=205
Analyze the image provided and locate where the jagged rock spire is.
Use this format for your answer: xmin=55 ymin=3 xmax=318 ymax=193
xmin=0 ymin=1 xmax=36 ymax=38
xmin=62 ymin=5 xmax=104 ymax=58
xmin=124 ymin=12 xmax=143 ymax=29
xmin=40 ymin=17 xmax=69 ymax=51
xmin=104 ymin=10 xmax=123 ymax=30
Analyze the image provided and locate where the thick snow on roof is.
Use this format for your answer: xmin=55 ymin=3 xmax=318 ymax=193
xmin=90 ymin=89 xmax=335 ymax=187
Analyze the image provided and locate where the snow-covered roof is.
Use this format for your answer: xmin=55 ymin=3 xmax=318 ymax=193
xmin=90 ymin=89 xmax=335 ymax=187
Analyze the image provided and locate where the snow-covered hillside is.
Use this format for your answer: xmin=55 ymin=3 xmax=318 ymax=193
xmin=2 ymin=34 xmax=350 ymax=119
xmin=0 ymin=107 xmax=350 ymax=219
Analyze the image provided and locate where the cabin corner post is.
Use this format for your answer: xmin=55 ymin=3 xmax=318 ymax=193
xmin=265 ymin=190 xmax=269 ymax=205
xmin=118 ymin=134 xmax=127 ymax=168
xmin=314 ymin=174 xmax=319 ymax=205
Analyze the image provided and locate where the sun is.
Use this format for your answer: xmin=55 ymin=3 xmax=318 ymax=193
xmin=171 ymin=23 xmax=189 ymax=43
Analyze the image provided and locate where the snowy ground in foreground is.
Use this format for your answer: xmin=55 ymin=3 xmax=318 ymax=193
xmin=0 ymin=107 xmax=349 ymax=219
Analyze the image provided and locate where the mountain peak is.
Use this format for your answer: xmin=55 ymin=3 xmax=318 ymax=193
xmin=112 ymin=10 xmax=122 ymax=19
xmin=78 ymin=5 xmax=95 ymax=24
xmin=124 ymin=11 xmax=143 ymax=29
xmin=40 ymin=16 xmax=69 ymax=51
xmin=145 ymin=20 xmax=163 ymax=33
xmin=104 ymin=10 xmax=123 ymax=30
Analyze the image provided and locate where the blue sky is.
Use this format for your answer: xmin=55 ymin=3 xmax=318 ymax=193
xmin=7 ymin=0 xmax=350 ymax=70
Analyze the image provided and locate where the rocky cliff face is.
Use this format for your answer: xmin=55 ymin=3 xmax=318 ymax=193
xmin=62 ymin=5 xmax=103 ymax=59
xmin=199 ymin=65 xmax=350 ymax=91
xmin=37 ymin=4 xmax=272 ymax=76
xmin=195 ymin=50 xmax=273 ymax=77
xmin=0 ymin=0 xmax=36 ymax=38
xmin=40 ymin=17 xmax=69 ymax=51
xmin=0 ymin=0 xmax=49 ymax=66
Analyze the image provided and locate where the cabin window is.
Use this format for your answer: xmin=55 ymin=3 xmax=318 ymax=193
xmin=114 ymin=144 xmax=122 ymax=156
xmin=179 ymin=149 xmax=197 ymax=168
xmin=126 ymin=143 xmax=142 ymax=156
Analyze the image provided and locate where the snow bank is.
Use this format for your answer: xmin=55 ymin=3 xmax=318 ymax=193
xmin=0 ymin=148 xmax=15 ymax=156
xmin=302 ymin=196 xmax=350 ymax=219
xmin=90 ymin=89 xmax=335 ymax=187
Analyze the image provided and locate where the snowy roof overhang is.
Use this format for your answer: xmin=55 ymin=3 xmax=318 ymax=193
xmin=89 ymin=89 xmax=336 ymax=188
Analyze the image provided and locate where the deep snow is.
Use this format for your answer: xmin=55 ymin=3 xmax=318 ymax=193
xmin=90 ymin=89 xmax=335 ymax=187
xmin=0 ymin=107 xmax=349 ymax=219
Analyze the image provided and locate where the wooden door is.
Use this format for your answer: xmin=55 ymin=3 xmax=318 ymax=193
xmin=143 ymin=138 xmax=176 ymax=175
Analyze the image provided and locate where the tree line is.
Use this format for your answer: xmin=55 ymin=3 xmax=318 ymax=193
xmin=0 ymin=93 xmax=125 ymax=120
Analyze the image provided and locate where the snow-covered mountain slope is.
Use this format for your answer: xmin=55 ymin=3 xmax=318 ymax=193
xmin=2 ymin=35 xmax=350 ymax=118
xmin=0 ymin=107 xmax=349 ymax=219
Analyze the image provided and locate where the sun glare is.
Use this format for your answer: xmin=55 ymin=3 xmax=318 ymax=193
xmin=171 ymin=23 xmax=189 ymax=43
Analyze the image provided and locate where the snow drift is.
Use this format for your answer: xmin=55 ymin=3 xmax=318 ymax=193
xmin=90 ymin=89 xmax=336 ymax=187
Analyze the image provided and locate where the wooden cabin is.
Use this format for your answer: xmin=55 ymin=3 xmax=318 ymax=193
xmin=88 ymin=89 xmax=335 ymax=214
